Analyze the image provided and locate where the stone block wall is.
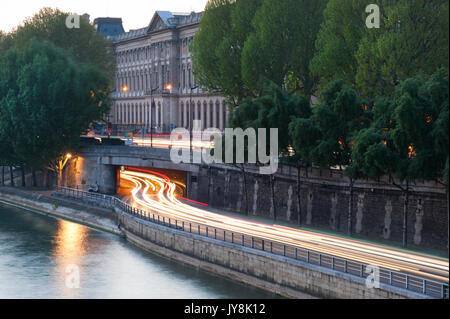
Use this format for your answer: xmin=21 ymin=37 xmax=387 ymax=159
xmin=192 ymin=165 xmax=448 ymax=255
xmin=118 ymin=211 xmax=425 ymax=299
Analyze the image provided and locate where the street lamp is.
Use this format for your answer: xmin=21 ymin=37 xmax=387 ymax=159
xmin=190 ymin=85 xmax=199 ymax=153
xmin=150 ymin=87 xmax=159 ymax=148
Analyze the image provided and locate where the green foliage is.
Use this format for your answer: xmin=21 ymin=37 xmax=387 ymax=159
xmin=0 ymin=40 xmax=110 ymax=169
xmin=229 ymin=81 xmax=311 ymax=153
xmin=191 ymin=0 xmax=262 ymax=105
xmin=288 ymin=117 xmax=322 ymax=165
xmin=193 ymin=0 xmax=326 ymax=101
xmin=355 ymin=0 xmax=449 ymax=98
xmin=311 ymin=79 xmax=371 ymax=169
xmin=311 ymin=0 xmax=449 ymax=98
xmin=348 ymin=71 xmax=449 ymax=184
xmin=242 ymin=0 xmax=327 ymax=97
xmin=310 ymin=0 xmax=368 ymax=88
xmin=2 ymin=7 xmax=116 ymax=81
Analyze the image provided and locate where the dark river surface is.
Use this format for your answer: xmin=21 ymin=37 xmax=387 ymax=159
xmin=0 ymin=203 xmax=280 ymax=299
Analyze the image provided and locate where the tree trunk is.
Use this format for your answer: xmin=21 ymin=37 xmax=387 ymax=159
xmin=207 ymin=166 xmax=212 ymax=204
xmin=242 ymin=165 xmax=249 ymax=215
xmin=446 ymin=185 xmax=449 ymax=250
xmin=9 ymin=166 xmax=14 ymax=187
xmin=21 ymin=167 xmax=25 ymax=187
xmin=402 ymin=182 xmax=409 ymax=248
xmin=270 ymin=175 xmax=276 ymax=221
xmin=297 ymin=164 xmax=302 ymax=226
xmin=43 ymin=168 xmax=49 ymax=189
xmin=347 ymin=177 xmax=354 ymax=236
xmin=57 ymin=169 xmax=63 ymax=187
xmin=32 ymin=169 xmax=37 ymax=187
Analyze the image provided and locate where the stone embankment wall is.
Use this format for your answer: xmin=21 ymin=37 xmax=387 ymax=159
xmin=192 ymin=164 xmax=448 ymax=255
xmin=117 ymin=210 xmax=425 ymax=299
xmin=0 ymin=186 xmax=120 ymax=235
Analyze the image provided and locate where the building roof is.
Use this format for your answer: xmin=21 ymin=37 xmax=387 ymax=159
xmin=106 ymin=11 xmax=203 ymax=43
xmin=94 ymin=17 xmax=125 ymax=37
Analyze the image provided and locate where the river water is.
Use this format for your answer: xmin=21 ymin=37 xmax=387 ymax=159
xmin=0 ymin=203 xmax=279 ymax=299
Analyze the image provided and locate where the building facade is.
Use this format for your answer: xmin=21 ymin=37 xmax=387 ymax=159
xmin=106 ymin=11 xmax=228 ymax=134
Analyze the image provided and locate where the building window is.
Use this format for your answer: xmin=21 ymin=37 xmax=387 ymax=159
xmin=203 ymin=102 xmax=207 ymax=129
xmin=181 ymin=103 xmax=184 ymax=127
xmin=216 ymin=102 xmax=220 ymax=129
xmin=210 ymin=102 xmax=213 ymax=127
xmin=188 ymin=68 xmax=192 ymax=88
xmin=161 ymin=65 xmax=166 ymax=88
xmin=223 ymin=106 xmax=227 ymax=129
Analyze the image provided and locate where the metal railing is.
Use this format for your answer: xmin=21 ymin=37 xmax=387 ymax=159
xmin=55 ymin=186 xmax=449 ymax=299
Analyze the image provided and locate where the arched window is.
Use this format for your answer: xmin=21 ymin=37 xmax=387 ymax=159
xmin=216 ymin=101 xmax=220 ymax=129
xmin=209 ymin=101 xmax=214 ymax=127
xmin=181 ymin=102 xmax=184 ymax=127
xmin=223 ymin=101 xmax=227 ymax=129
xmin=158 ymin=102 xmax=162 ymax=126
xmin=203 ymin=101 xmax=207 ymax=129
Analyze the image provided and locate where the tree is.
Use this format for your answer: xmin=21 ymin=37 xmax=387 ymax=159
xmin=293 ymin=79 xmax=372 ymax=235
xmin=310 ymin=0 xmax=368 ymax=88
xmin=0 ymin=39 xmax=111 ymax=186
xmin=2 ymin=7 xmax=116 ymax=80
xmin=348 ymin=71 xmax=449 ymax=247
xmin=355 ymin=0 xmax=449 ymax=98
xmin=229 ymin=81 xmax=311 ymax=221
xmin=0 ymin=31 xmax=5 ymax=50
xmin=242 ymin=0 xmax=327 ymax=97
xmin=191 ymin=0 xmax=262 ymax=106
xmin=289 ymin=114 xmax=322 ymax=226
xmin=0 ymin=140 xmax=18 ymax=187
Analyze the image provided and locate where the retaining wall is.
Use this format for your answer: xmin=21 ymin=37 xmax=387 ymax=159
xmin=117 ymin=210 xmax=427 ymax=299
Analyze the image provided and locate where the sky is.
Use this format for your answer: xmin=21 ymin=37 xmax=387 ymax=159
xmin=0 ymin=0 xmax=208 ymax=33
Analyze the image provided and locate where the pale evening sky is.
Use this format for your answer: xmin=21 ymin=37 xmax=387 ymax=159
xmin=0 ymin=0 xmax=208 ymax=33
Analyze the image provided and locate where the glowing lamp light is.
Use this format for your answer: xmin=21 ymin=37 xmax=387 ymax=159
xmin=122 ymin=86 xmax=129 ymax=92
xmin=165 ymin=83 xmax=173 ymax=91
xmin=66 ymin=153 xmax=72 ymax=159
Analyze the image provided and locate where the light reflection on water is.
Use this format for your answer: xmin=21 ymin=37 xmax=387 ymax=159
xmin=0 ymin=204 xmax=280 ymax=299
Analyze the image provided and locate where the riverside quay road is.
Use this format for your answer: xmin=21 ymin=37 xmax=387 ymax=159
xmin=114 ymin=168 xmax=449 ymax=298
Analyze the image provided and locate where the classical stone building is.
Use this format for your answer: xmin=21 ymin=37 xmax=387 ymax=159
xmin=104 ymin=11 xmax=228 ymax=134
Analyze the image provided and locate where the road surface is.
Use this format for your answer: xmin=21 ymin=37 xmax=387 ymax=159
xmin=119 ymin=168 xmax=449 ymax=286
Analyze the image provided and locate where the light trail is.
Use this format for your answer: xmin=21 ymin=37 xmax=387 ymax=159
xmin=120 ymin=169 xmax=449 ymax=284
xmin=82 ymin=135 xmax=214 ymax=149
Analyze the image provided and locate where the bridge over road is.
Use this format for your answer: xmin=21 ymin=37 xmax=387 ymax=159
xmin=63 ymin=144 xmax=449 ymax=256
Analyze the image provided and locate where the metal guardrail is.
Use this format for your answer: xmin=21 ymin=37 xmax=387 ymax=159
xmin=55 ymin=186 xmax=449 ymax=299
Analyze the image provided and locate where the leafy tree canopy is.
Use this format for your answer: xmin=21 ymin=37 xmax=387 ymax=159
xmin=0 ymin=39 xmax=111 ymax=169
xmin=242 ymin=0 xmax=327 ymax=97
xmin=311 ymin=0 xmax=449 ymax=99
xmin=2 ymin=7 xmax=116 ymax=81
xmin=348 ymin=70 xmax=449 ymax=183
xmin=308 ymin=79 xmax=371 ymax=169
xmin=309 ymin=0 xmax=368 ymax=88
xmin=229 ymin=81 xmax=311 ymax=153
xmin=355 ymin=0 xmax=449 ymax=98
xmin=191 ymin=0 xmax=262 ymax=106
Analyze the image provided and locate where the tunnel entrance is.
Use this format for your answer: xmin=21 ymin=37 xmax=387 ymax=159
xmin=116 ymin=166 xmax=187 ymax=198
